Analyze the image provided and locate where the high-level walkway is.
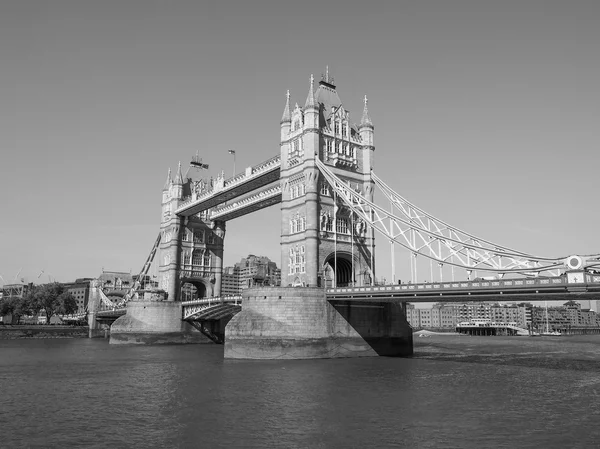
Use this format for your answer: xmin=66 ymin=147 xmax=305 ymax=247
xmin=175 ymin=155 xmax=281 ymax=218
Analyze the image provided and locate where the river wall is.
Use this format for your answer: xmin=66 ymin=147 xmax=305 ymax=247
xmin=224 ymin=286 xmax=413 ymax=359
xmin=0 ymin=325 xmax=89 ymax=339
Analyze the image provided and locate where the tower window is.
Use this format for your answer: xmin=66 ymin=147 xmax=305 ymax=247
xmin=192 ymin=249 xmax=203 ymax=266
xmin=336 ymin=217 xmax=349 ymax=235
xmin=193 ymin=230 xmax=204 ymax=243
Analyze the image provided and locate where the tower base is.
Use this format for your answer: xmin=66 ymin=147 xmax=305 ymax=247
xmin=109 ymin=301 xmax=211 ymax=345
xmin=224 ymin=287 xmax=413 ymax=359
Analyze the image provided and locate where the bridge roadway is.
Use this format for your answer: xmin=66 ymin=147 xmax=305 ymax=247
xmin=325 ymin=272 xmax=600 ymax=303
xmin=175 ymin=155 xmax=281 ymax=218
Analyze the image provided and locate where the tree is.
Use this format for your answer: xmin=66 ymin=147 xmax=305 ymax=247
xmin=0 ymin=296 xmax=33 ymax=324
xmin=27 ymin=283 xmax=77 ymax=324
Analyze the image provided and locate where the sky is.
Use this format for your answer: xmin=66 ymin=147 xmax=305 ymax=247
xmin=1 ymin=0 xmax=599 ymax=289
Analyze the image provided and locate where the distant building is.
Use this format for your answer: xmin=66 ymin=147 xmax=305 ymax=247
xmin=220 ymin=255 xmax=281 ymax=296
xmin=1 ymin=283 xmax=31 ymax=299
xmin=62 ymin=278 xmax=93 ymax=314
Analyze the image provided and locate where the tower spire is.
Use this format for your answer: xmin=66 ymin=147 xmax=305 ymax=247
xmin=174 ymin=161 xmax=184 ymax=185
xmin=163 ymin=168 xmax=172 ymax=191
xmin=304 ymin=74 xmax=317 ymax=110
xmin=280 ymin=90 xmax=291 ymax=124
xmin=360 ymin=95 xmax=373 ymax=127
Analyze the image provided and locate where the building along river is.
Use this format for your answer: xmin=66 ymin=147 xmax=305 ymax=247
xmin=1 ymin=335 xmax=599 ymax=448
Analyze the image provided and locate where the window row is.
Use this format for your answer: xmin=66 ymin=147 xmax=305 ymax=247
xmin=180 ymin=229 xmax=215 ymax=244
xmin=290 ymin=183 xmax=306 ymax=199
xmin=332 ymin=119 xmax=349 ymax=137
xmin=325 ymin=139 xmax=356 ymax=158
xmin=290 ymin=216 xmax=306 ymax=234
xmin=288 ymin=255 xmax=306 ymax=274
xmin=288 ymin=138 xmax=305 ymax=157
xmin=182 ymin=249 xmax=212 ymax=267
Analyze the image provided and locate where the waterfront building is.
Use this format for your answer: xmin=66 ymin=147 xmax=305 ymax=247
xmin=489 ymin=303 xmax=530 ymax=329
xmin=452 ymin=302 xmax=492 ymax=323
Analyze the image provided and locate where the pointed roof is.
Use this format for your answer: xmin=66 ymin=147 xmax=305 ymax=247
xmin=280 ymin=90 xmax=291 ymax=124
xmin=360 ymin=95 xmax=373 ymax=128
xmin=315 ymin=66 xmax=342 ymax=120
xmin=304 ymin=74 xmax=317 ymax=110
xmin=163 ymin=168 xmax=172 ymax=191
xmin=174 ymin=161 xmax=184 ymax=185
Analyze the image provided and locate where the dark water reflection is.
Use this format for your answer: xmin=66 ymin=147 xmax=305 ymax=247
xmin=1 ymin=336 xmax=599 ymax=448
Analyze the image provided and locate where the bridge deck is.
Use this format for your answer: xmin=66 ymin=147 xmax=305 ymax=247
xmin=326 ymin=273 xmax=600 ymax=303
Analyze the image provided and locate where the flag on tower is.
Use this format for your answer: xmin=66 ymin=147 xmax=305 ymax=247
xmin=228 ymin=149 xmax=236 ymax=155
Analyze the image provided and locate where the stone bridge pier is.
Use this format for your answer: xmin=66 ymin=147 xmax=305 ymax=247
xmin=224 ymin=287 xmax=413 ymax=359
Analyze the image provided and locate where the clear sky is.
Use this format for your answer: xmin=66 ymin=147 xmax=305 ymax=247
xmin=1 ymin=0 xmax=599 ymax=287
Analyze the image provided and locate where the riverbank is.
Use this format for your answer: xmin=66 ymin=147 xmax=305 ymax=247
xmin=0 ymin=325 xmax=89 ymax=339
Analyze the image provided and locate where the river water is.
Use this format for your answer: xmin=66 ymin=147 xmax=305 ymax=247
xmin=1 ymin=335 xmax=600 ymax=448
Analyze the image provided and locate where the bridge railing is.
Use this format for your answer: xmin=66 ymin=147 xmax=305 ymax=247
xmin=327 ymin=273 xmax=600 ymax=296
xmin=181 ymin=295 xmax=243 ymax=320
xmin=181 ymin=295 xmax=243 ymax=307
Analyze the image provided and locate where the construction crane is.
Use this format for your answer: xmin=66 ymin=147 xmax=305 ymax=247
xmin=122 ymin=233 xmax=162 ymax=303
xmin=190 ymin=151 xmax=209 ymax=170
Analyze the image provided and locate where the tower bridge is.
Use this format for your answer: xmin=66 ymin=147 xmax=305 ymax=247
xmin=87 ymin=68 xmax=600 ymax=358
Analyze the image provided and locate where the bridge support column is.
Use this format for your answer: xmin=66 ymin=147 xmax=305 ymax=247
xmin=224 ymin=287 xmax=413 ymax=359
xmin=213 ymin=220 xmax=226 ymax=297
xmin=109 ymin=300 xmax=212 ymax=345
xmin=87 ymin=311 xmax=104 ymax=338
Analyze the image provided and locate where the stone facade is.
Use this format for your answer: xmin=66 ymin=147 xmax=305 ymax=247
xmin=279 ymin=71 xmax=375 ymax=289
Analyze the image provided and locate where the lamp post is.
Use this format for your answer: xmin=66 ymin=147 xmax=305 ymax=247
xmin=228 ymin=149 xmax=236 ymax=177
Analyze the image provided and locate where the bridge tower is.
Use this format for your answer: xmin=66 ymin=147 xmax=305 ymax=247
xmin=159 ymin=163 xmax=226 ymax=301
xmin=280 ymin=70 xmax=376 ymax=288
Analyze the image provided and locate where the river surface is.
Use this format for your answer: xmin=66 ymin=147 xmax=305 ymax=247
xmin=2 ymin=335 xmax=600 ymax=448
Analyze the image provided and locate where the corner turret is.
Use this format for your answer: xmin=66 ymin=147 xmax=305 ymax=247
xmin=358 ymin=95 xmax=374 ymax=148
xmin=171 ymin=162 xmax=184 ymax=200
xmin=280 ymin=90 xmax=291 ymax=141
xmin=303 ymin=74 xmax=318 ymax=130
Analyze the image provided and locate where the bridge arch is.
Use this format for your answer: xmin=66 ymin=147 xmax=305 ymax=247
xmin=180 ymin=278 xmax=213 ymax=301
xmin=323 ymin=251 xmax=360 ymax=288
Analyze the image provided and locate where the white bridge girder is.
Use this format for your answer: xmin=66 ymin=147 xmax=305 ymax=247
xmin=315 ymin=158 xmax=599 ymax=277
xmin=182 ymin=296 xmax=242 ymax=320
